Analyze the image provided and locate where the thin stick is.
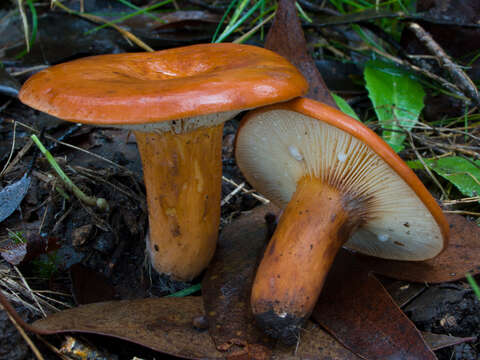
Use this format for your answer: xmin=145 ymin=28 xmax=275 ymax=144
xmin=52 ymin=0 xmax=153 ymax=52
xmin=407 ymin=22 xmax=480 ymax=106
xmin=222 ymin=176 xmax=269 ymax=204
xmin=1 ymin=138 xmax=33 ymax=178
xmin=10 ymin=119 xmax=135 ymax=175
xmin=221 ymin=182 xmax=245 ymax=206
xmin=233 ymin=12 xmax=275 ymax=44
xmin=13 ymin=266 xmax=47 ymax=317
xmin=369 ymin=46 xmax=467 ymax=101
xmin=444 ymin=210 xmax=480 ymax=216
xmin=0 ymin=121 xmax=17 ymax=177
xmin=4 ymin=310 xmax=44 ymax=360
xmin=407 ymin=132 xmax=448 ymax=199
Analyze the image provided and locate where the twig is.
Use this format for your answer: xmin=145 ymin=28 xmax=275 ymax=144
xmin=0 ymin=120 xmax=17 ymax=177
xmin=0 ymin=138 xmax=34 ymax=178
xmin=13 ymin=266 xmax=47 ymax=317
xmin=444 ymin=210 xmax=480 ymax=216
xmin=16 ymin=0 xmax=30 ymax=51
xmin=233 ymin=11 xmax=275 ymax=44
xmin=407 ymin=132 xmax=448 ymax=199
xmin=9 ymin=119 xmax=136 ymax=176
xmin=10 ymin=65 xmax=48 ymax=76
xmin=443 ymin=196 xmax=480 ymax=206
xmin=4 ymin=310 xmax=44 ymax=360
xmin=407 ymin=22 xmax=480 ymax=106
xmin=221 ymin=182 xmax=245 ymax=206
xmin=368 ymin=46 xmax=468 ymax=101
xmin=297 ymin=0 xmax=339 ymax=15
xmin=51 ymin=0 xmax=154 ymax=52
xmin=222 ymin=176 xmax=269 ymax=204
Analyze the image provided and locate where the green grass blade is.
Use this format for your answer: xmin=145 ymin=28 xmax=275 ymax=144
xmin=114 ymin=0 xmax=162 ymax=22
xmin=85 ymin=0 xmax=172 ymax=35
xmin=211 ymin=0 xmax=238 ymax=43
xmin=166 ymin=283 xmax=201 ymax=297
xmin=466 ymin=273 xmax=480 ymax=300
xmin=215 ymin=0 xmax=264 ymax=43
xmin=295 ymin=1 xmax=312 ymax=23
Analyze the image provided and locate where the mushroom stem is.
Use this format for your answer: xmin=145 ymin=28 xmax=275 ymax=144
xmin=134 ymin=124 xmax=223 ymax=281
xmin=251 ymin=176 xmax=364 ymax=344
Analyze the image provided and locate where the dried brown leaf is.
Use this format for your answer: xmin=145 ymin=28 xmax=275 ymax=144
xmin=422 ymin=331 xmax=476 ymax=351
xmin=31 ymin=297 xmax=223 ymax=359
xmin=265 ymin=0 xmax=337 ymax=107
xmin=313 ymin=251 xmax=437 ymax=360
xmin=202 ymin=204 xmax=278 ymax=357
xmin=203 ymin=205 xmax=359 ymax=359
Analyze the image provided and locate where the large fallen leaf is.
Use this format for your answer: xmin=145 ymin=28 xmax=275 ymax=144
xmin=364 ymin=60 xmax=425 ymax=152
xmin=202 ymin=205 xmax=277 ymax=355
xmin=0 ymin=293 xmax=223 ymax=360
xmin=265 ymin=0 xmax=337 ymax=107
xmin=357 ymin=214 xmax=480 ymax=282
xmin=203 ymin=205 xmax=360 ymax=359
xmin=0 ymin=173 xmax=31 ymax=223
xmin=313 ymin=251 xmax=437 ymax=360
xmin=422 ymin=332 xmax=477 ymax=351
xmin=408 ymin=156 xmax=480 ymax=198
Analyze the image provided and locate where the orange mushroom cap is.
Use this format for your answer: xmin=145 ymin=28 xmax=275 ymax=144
xmin=18 ymin=43 xmax=308 ymax=125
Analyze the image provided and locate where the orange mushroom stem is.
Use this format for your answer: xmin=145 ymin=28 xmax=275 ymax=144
xmin=251 ymin=177 xmax=368 ymax=343
xmin=135 ymin=125 xmax=223 ymax=279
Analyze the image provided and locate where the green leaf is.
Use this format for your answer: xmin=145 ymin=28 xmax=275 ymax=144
xmin=332 ymin=93 xmax=360 ymax=121
xmin=407 ymin=156 xmax=480 ymax=198
xmin=364 ymin=60 xmax=425 ymax=152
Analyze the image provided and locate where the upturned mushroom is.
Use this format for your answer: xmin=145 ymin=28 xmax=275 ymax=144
xmin=19 ymin=43 xmax=308 ymax=281
xmin=235 ymin=98 xmax=449 ymax=343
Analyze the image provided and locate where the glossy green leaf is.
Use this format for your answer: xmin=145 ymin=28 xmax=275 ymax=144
xmin=364 ymin=60 xmax=425 ymax=152
xmin=408 ymin=156 xmax=480 ymax=197
xmin=332 ymin=93 xmax=360 ymax=121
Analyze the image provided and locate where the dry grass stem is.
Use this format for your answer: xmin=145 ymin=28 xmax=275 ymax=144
xmin=4 ymin=309 xmax=44 ymax=360
xmin=443 ymin=197 xmax=480 ymax=205
xmin=8 ymin=119 xmax=136 ymax=175
xmin=13 ymin=266 xmax=47 ymax=317
xmin=407 ymin=133 xmax=449 ymax=199
xmin=222 ymin=176 xmax=270 ymax=204
xmin=51 ymin=0 xmax=154 ymax=52
xmin=0 ymin=121 xmax=17 ymax=177
xmin=221 ymin=182 xmax=245 ymax=206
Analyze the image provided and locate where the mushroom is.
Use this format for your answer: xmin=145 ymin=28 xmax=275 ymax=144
xmin=19 ymin=43 xmax=308 ymax=281
xmin=235 ymin=98 xmax=449 ymax=343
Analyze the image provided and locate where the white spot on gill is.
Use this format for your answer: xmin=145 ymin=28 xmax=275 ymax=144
xmin=377 ymin=234 xmax=390 ymax=242
xmin=337 ymin=153 xmax=347 ymax=162
xmin=278 ymin=312 xmax=288 ymax=318
xmin=288 ymin=145 xmax=303 ymax=161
